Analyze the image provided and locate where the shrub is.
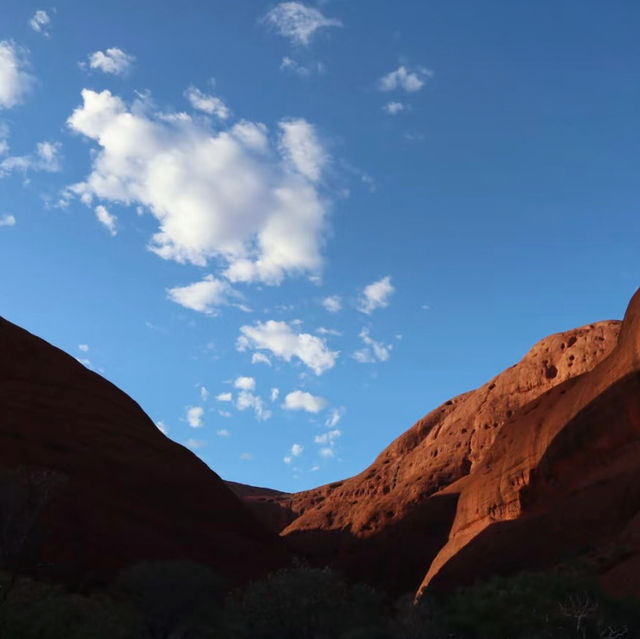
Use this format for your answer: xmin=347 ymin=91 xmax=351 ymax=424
xmin=224 ymin=562 xmax=387 ymax=639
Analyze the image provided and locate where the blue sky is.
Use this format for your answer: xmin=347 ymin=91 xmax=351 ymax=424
xmin=1 ymin=1 xmax=639 ymax=491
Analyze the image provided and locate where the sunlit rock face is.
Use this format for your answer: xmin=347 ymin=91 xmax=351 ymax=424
xmin=0 ymin=316 xmax=287 ymax=587
xmin=235 ymin=315 xmax=622 ymax=595
xmin=420 ymin=288 xmax=640 ymax=600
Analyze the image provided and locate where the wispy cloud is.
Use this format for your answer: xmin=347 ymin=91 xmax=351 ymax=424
xmin=379 ymin=65 xmax=433 ymax=93
xmin=321 ymin=295 xmax=342 ymax=313
xmin=358 ymin=275 xmax=394 ymax=314
xmin=383 ymin=101 xmax=407 ymax=115
xmin=184 ymin=85 xmax=230 ymax=119
xmin=84 ymin=47 xmax=134 ymax=75
xmin=280 ymin=57 xmax=324 ymax=77
xmin=0 ymin=41 xmax=34 ymax=110
xmin=167 ymin=275 xmax=242 ymax=315
xmin=325 ymin=407 xmax=344 ymax=427
xmin=353 ymin=327 xmax=392 ymax=363
xmin=283 ymin=442 xmax=304 ymax=464
xmin=0 ymin=214 xmax=16 ymax=227
xmin=264 ymin=2 xmax=342 ymax=46
xmin=0 ymin=140 xmax=62 ymax=178
xmin=29 ymin=10 xmax=52 ymax=37
xmin=95 ymin=205 xmax=117 ymax=236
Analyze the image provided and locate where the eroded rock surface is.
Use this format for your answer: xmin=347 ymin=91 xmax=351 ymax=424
xmin=420 ymin=290 xmax=640 ymax=598
xmin=276 ymin=319 xmax=621 ymax=593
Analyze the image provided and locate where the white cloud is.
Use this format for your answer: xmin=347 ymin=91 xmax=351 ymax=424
xmin=0 ymin=140 xmax=62 ymax=177
xmin=379 ymin=65 xmax=433 ymax=93
xmin=280 ymin=57 xmax=324 ymax=77
xmin=251 ymin=352 xmax=272 ymax=366
xmin=283 ymin=443 xmax=303 ymax=464
xmin=353 ymin=327 xmax=392 ymax=363
xmin=66 ymin=89 xmax=330 ymax=285
xmin=236 ymin=390 xmax=270 ymax=421
xmin=216 ymin=392 xmax=232 ymax=402
xmin=0 ymin=41 xmax=34 ymax=109
xmin=167 ymin=275 xmax=241 ymax=315
xmin=278 ymin=118 xmax=327 ymax=183
xmin=358 ymin=275 xmax=394 ymax=314
xmin=319 ymin=447 xmax=334 ymax=458
xmin=325 ymin=407 xmax=344 ymax=428
xmin=314 ymin=429 xmax=341 ymax=445
xmin=270 ymin=387 xmax=280 ymax=402
xmin=283 ymin=390 xmax=327 ymax=413
xmin=218 ymin=409 xmax=232 ymax=418
xmin=86 ymin=48 xmax=134 ymax=75
xmin=29 ymin=10 xmax=51 ymax=37
xmin=264 ymin=2 xmax=342 ymax=46
xmin=184 ymin=85 xmax=230 ymax=119
xmin=384 ymin=101 xmax=406 ymax=115
xmin=237 ymin=320 xmax=338 ymax=375
xmin=200 ymin=385 xmax=209 ymax=401
xmin=186 ymin=438 xmax=205 ymax=450
xmin=0 ymin=214 xmax=16 ymax=227
xmin=95 ymin=204 xmax=117 ymax=236
xmin=321 ymin=295 xmax=341 ymax=313
xmin=234 ymin=376 xmax=256 ymax=391
xmin=186 ymin=405 xmax=204 ymax=428
xmin=156 ymin=420 xmax=168 ymax=434
xmin=36 ymin=141 xmax=62 ymax=171
xmin=240 ymin=452 xmax=253 ymax=461
xmin=78 ymin=344 xmax=89 ymax=352
xmin=316 ymin=327 xmax=341 ymax=336
xmin=216 ymin=428 xmax=230 ymax=437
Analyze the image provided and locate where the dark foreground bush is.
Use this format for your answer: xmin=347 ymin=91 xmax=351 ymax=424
xmin=225 ymin=562 xmax=388 ymax=639
xmin=116 ymin=559 xmax=224 ymax=639
xmin=441 ymin=570 xmax=640 ymax=639
xmin=0 ymin=572 xmax=139 ymax=639
xmin=1 ymin=563 xmax=638 ymax=638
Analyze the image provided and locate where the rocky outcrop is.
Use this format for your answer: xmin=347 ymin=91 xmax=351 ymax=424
xmin=225 ymin=481 xmax=296 ymax=532
xmin=0 ymin=316 xmax=288 ymax=587
xmin=419 ymin=289 xmax=640 ymax=598
xmin=276 ymin=319 xmax=621 ymax=593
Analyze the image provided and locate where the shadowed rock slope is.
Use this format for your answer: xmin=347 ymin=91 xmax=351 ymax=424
xmin=236 ymin=317 xmax=623 ymax=595
xmin=0 ymin=316 xmax=288 ymax=587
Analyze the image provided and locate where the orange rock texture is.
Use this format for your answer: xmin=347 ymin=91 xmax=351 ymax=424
xmin=0 ymin=316 xmax=287 ymax=587
xmin=420 ymin=289 xmax=640 ymax=598
xmin=272 ymin=318 xmax=622 ymax=594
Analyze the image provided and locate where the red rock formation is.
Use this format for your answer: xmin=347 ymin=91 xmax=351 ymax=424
xmin=276 ymin=319 xmax=621 ymax=593
xmin=225 ymin=481 xmax=296 ymax=532
xmin=419 ymin=289 xmax=640 ymax=598
xmin=0 ymin=316 xmax=288 ymax=587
